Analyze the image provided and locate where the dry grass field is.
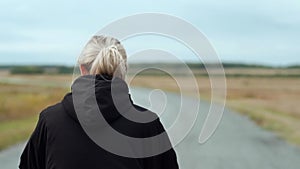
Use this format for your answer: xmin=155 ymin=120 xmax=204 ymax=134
xmin=128 ymin=71 xmax=300 ymax=146
xmin=0 ymin=75 xmax=70 ymax=150
xmin=0 ymin=68 xmax=300 ymax=150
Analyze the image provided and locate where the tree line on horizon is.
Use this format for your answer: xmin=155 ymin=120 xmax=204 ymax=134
xmin=0 ymin=63 xmax=299 ymax=75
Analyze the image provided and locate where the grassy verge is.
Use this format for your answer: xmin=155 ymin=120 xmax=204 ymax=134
xmin=228 ymin=102 xmax=300 ymax=146
xmin=0 ymin=115 xmax=37 ymax=151
xmin=0 ymin=76 xmax=70 ymax=150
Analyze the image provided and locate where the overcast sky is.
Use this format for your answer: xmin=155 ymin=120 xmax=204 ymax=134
xmin=0 ymin=0 xmax=299 ymax=66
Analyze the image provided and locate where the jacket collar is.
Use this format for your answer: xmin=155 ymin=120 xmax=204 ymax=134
xmin=61 ymin=74 xmax=133 ymax=125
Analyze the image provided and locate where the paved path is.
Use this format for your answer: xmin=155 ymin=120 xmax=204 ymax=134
xmin=0 ymin=143 xmax=25 ymax=169
xmin=1 ymin=87 xmax=300 ymax=169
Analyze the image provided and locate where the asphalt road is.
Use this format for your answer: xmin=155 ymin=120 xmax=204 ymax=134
xmin=1 ymin=87 xmax=300 ymax=169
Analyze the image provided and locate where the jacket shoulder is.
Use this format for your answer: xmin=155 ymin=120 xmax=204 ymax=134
xmin=39 ymin=102 xmax=65 ymax=123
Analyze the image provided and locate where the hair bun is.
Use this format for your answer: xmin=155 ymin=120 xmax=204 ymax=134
xmin=78 ymin=36 xmax=127 ymax=79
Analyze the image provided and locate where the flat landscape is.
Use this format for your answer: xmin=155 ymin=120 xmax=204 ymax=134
xmin=0 ymin=66 xmax=300 ymax=151
xmin=130 ymin=68 xmax=300 ymax=146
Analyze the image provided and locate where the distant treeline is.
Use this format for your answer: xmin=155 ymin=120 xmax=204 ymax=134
xmin=130 ymin=63 xmax=274 ymax=69
xmin=129 ymin=63 xmax=300 ymax=69
xmin=0 ymin=63 xmax=299 ymax=75
xmin=0 ymin=65 xmax=74 ymax=74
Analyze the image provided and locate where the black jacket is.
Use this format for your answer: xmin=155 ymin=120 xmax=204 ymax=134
xmin=19 ymin=75 xmax=179 ymax=169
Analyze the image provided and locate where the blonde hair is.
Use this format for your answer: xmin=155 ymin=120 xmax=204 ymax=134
xmin=78 ymin=35 xmax=127 ymax=79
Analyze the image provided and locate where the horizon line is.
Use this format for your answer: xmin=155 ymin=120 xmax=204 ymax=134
xmin=0 ymin=62 xmax=300 ymax=68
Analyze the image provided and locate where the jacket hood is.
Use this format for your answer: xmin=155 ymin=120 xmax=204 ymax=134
xmin=61 ymin=74 xmax=134 ymax=126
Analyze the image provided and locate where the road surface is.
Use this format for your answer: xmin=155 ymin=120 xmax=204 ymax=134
xmin=1 ymin=87 xmax=300 ymax=169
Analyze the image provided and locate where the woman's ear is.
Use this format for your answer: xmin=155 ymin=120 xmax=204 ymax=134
xmin=79 ymin=65 xmax=89 ymax=75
